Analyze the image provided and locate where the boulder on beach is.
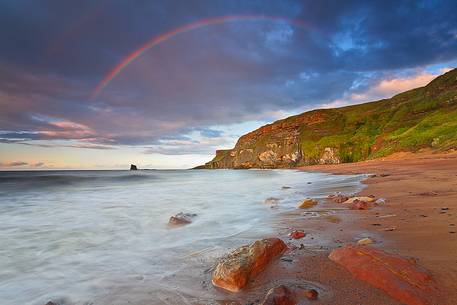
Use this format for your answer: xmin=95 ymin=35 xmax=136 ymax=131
xmin=327 ymin=194 xmax=349 ymax=203
xmin=357 ymin=237 xmax=374 ymax=245
xmin=130 ymin=164 xmax=138 ymax=170
xmin=261 ymin=285 xmax=296 ymax=305
xmin=168 ymin=212 xmax=196 ymax=226
xmin=343 ymin=196 xmax=375 ymax=204
xmin=329 ymin=245 xmax=438 ymax=305
xmin=289 ymin=230 xmax=306 ymax=239
xmin=298 ymin=198 xmax=318 ymax=209
xmin=350 ymin=199 xmax=370 ymax=210
xmin=212 ymin=238 xmax=287 ymax=292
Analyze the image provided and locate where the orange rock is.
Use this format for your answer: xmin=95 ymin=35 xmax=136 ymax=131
xmin=212 ymin=238 xmax=287 ymax=292
xmin=329 ymin=245 xmax=438 ymax=305
xmin=261 ymin=285 xmax=296 ymax=305
xmin=289 ymin=230 xmax=306 ymax=239
xmin=350 ymin=199 xmax=369 ymax=210
xmin=298 ymin=198 xmax=317 ymax=209
xmin=303 ymin=288 xmax=318 ymax=300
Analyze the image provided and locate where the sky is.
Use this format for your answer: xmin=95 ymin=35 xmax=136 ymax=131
xmin=1 ymin=0 xmax=457 ymax=170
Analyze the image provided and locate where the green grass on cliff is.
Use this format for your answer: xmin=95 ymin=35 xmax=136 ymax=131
xmin=206 ymin=69 xmax=457 ymax=167
xmin=296 ymin=69 xmax=457 ymax=163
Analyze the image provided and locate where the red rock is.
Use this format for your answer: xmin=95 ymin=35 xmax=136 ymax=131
xmin=350 ymin=199 xmax=369 ymax=210
xmin=303 ymin=288 xmax=318 ymax=300
xmin=212 ymin=238 xmax=287 ymax=292
xmin=289 ymin=230 xmax=306 ymax=239
xmin=329 ymin=245 xmax=438 ymax=305
xmin=327 ymin=194 xmax=349 ymax=203
xmin=261 ymin=285 xmax=296 ymax=305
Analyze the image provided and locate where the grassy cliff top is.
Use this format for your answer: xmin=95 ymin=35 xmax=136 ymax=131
xmin=235 ymin=68 xmax=457 ymax=164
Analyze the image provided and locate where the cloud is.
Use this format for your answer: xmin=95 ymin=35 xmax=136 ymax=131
xmin=0 ymin=161 xmax=29 ymax=167
xmin=320 ymin=68 xmax=455 ymax=109
xmin=0 ymin=0 xmax=456 ymax=156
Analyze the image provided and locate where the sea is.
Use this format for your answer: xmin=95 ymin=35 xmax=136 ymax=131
xmin=0 ymin=169 xmax=364 ymax=305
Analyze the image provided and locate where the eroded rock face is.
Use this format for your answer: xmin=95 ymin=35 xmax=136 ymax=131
xmin=329 ymin=245 xmax=438 ymax=305
xmin=261 ymin=285 xmax=296 ymax=305
xmin=319 ymin=147 xmax=340 ymax=165
xmin=212 ymin=238 xmax=287 ymax=292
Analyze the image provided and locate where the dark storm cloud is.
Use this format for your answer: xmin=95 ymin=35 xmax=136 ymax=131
xmin=0 ymin=0 xmax=456 ymax=149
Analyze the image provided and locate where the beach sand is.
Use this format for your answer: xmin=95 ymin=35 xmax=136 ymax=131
xmin=209 ymin=151 xmax=457 ymax=304
xmin=303 ymin=150 xmax=457 ymax=304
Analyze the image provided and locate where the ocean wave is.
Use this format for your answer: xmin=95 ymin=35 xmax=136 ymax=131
xmin=0 ymin=171 xmax=156 ymax=189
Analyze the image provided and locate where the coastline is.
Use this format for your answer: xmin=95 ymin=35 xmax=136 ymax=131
xmin=208 ymin=151 xmax=457 ymax=304
xmin=302 ymin=150 xmax=457 ymax=304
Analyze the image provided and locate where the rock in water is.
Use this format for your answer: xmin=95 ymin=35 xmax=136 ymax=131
xmin=261 ymin=285 xmax=296 ymax=305
xmin=212 ymin=238 xmax=287 ymax=292
xmin=264 ymin=197 xmax=280 ymax=205
xmin=329 ymin=245 xmax=438 ymax=305
xmin=298 ymin=198 xmax=317 ymax=209
xmin=168 ymin=212 xmax=196 ymax=226
xmin=130 ymin=164 xmax=138 ymax=170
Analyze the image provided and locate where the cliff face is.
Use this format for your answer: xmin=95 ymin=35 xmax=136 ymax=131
xmin=203 ymin=69 xmax=457 ymax=169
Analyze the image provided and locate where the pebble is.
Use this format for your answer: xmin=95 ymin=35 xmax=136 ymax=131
xmin=357 ymin=237 xmax=374 ymax=245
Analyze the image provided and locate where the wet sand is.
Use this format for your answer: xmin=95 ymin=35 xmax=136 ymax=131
xmin=103 ymin=153 xmax=457 ymax=304
xmin=303 ymin=151 xmax=457 ymax=305
xmin=208 ymin=151 xmax=457 ymax=304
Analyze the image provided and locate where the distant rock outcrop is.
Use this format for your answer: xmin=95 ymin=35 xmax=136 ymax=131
xmin=130 ymin=164 xmax=138 ymax=170
xmin=201 ymin=68 xmax=457 ymax=169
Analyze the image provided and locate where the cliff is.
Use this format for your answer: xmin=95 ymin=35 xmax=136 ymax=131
xmin=203 ymin=68 xmax=457 ymax=169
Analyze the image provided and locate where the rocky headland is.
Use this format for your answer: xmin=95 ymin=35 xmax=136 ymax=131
xmin=202 ymin=68 xmax=457 ymax=169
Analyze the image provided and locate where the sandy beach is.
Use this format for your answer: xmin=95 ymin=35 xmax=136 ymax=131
xmin=301 ymin=151 xmax=457 ymax=304
xmin=211 ymin=151 xmax=457 ymax=304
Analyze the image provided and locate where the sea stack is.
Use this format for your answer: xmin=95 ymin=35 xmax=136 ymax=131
xmin=130 ymin=164 xmax=138 ymax=170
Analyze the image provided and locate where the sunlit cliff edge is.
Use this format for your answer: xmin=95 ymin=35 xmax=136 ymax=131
xmin=200 ymin=68 xmax=457 ymax=169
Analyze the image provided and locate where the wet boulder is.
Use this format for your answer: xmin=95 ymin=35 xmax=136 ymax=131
xmin=168 ymin=212 xmax=197 ymax=226
xmin=357 ymin=237 xmax=374 ymax=245
xmin=297 ymin=198 xmax=318 ymax=209
xmin=329 ymin=245 xmax=438 ymax=305
xmin=212 ymin=238 xmax=287 ymax=292
xmin=264 ymin=197 xmax=280 ymax=205
xmin=344 ymin=196 xmax=375 ymax=204
xmin=350 ymin=199 xmax=370 ymax=210
xmin=261 ymin=285 xmax=296 ymax=305
xmin=289 ymin=230 xmax=306 ymax=239
xmin=328 ymin=194 xmax=349 ymax=203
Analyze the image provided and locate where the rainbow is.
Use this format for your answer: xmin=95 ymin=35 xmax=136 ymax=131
xmin=91 ymin=15 xmax=310 ymax=98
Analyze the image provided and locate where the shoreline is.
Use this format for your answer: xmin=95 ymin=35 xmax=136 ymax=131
xmin=209 ymin=151 xmax=457 ymax=304
xmin=301 ymin=151 xmax=457 ymax=304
